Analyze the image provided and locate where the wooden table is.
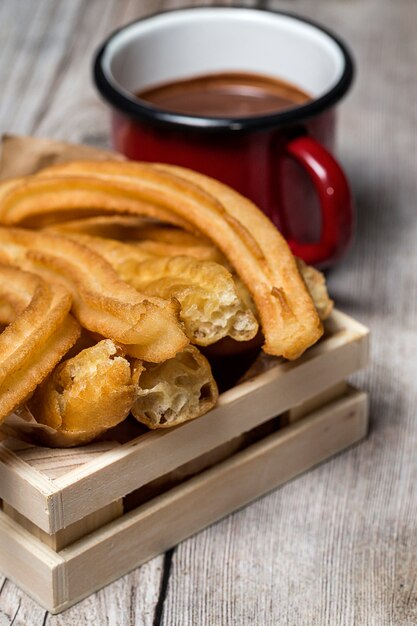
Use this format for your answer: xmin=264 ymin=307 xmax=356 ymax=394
xmin=0 ymin=0 xmax=416 ymax=624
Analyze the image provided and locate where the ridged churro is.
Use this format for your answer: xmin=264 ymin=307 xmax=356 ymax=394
xmin=48 ymin=217 xmax=226 ymax=264
xmin=0 ymin=227 xmax=188 ymax=362
xmin=57 ymin=232 xmax=259 ymax=346
xmin=0 ymin=153 xmax=335 ymax=444
xmin=0 ymin=161 xmax=323 ymax=359
xmin=0 ymin=264 xmax=80 ymax=423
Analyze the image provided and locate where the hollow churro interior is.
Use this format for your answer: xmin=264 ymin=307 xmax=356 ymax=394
xmin=58 ymin=232 xmax=259 ymax=346
xmin=131 ymin=345 xmax=218 ymax=429
xmin=28 ymin=340 xmax=136 ymax=440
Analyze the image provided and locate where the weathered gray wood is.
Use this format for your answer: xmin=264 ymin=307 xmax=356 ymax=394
xmin=161 ymin=1 xmax=417 ymax=625
xmin=0 ymin=0 xmax=415 ymax=624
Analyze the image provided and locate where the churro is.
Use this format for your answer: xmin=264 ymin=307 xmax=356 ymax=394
xmin=0 ymin=161 xmax=323 ymax=358
xmin=57 ymin=233 xmax=259 ymax=345
xmin=48 ymin=218 xmax=227 ymax=264
xmin=296 ymin=259 xmax=333 ymax=320
xmin=131 ymin=345 xmax=218 ymax=429
xmin=0 ymin=227 xmax=188 ymax=361
xmin=0 ymin=264 xmax=80 ymax=423
xmin=28 ymin=339 xmax=137 ymax=445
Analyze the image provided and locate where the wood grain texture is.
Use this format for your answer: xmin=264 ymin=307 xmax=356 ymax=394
xmin=0 ymin=0 xmax=415 ymax=624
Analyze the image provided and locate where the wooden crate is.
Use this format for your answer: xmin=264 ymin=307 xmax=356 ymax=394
xmin=0 ymin=310 xmax=370 ymax=613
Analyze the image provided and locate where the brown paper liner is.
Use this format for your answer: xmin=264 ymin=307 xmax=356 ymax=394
xmin=0 ymin=134 xmax=123 ymax=181
xmin=1 ymin=406 xmax=109 ymax=448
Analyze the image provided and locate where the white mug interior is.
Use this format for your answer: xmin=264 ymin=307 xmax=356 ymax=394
xmin=102 ymin=8 xmax=346 ymax=104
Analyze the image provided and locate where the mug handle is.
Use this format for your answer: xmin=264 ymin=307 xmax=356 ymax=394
xmin=283 ymin=135 xmax=353 ymax=267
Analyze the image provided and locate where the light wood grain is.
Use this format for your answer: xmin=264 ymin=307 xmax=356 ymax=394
xmin=0 ymin=0 xmax=415 ymax=623
xmin=3 ymin=500 xmax=124 ymax=551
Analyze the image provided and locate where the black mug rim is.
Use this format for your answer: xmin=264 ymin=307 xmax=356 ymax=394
xmin=93 ymin=6 xmax=355 ymax=134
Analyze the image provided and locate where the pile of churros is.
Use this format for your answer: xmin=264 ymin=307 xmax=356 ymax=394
xmin=0 ymin=160 xmax=332 ymax=446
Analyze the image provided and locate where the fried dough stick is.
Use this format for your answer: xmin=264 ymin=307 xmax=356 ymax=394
xmin=0 ymin=264 xmax=80 ymax=423
xmin=296 ymin=259 xmax=333 ymax=321
xmin=28 ymin=340 xmax=137 ymax=446
xmin=49 ymin=221 xmax=332 ymax=322
xmin=0 ymin=162 xmax=322 ymax=359
xmin=46 ymin=215 xmax=161 ymax=239
xmin=0 ymin=227 xmax=188 ymax=361
xmin=48 ymin=217 xmax=227 ymax=264
xmin=131 ymin=345 xmax=218 ymax=429
xmin=57 ymin=233 xmax=259 ymax=346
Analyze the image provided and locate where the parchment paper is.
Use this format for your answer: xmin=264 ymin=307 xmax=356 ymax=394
xmin=0 ymin=133 xmax=123 ymax=180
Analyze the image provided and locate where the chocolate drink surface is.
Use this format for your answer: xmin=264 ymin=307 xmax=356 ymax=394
xmin=136 ymin=72 xmax=311 ymax=118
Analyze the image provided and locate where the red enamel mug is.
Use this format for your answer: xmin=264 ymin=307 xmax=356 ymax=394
xmin=94 ymin=7 xmax=355 ymax=267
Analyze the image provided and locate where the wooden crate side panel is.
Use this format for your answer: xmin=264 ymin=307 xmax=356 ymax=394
xmin=55 ymin=335 xmax=368 ymax=531
xmin=3 ymin=500 xmax=124 ymax=551
xmin=286 ymin=382 xmax=349 ymax=423
xmin=57 ymin=390 xmax=368 ymax=610
xmin=0 ymin=441 xmax=121 ymax=533
xmin=0 ymin=446 xmax=57 ymax=531
xmin=0 ymin=510 xmax=65 ymax=610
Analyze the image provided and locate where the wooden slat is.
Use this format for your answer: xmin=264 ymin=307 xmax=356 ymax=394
xmin=3 ymin=500 xmax=123 ymax=551
xmin=0 ymin=512 xmax=65 ymax=611
xmin=0 ymin=445 xmax=59 ymax=531
xmin=2 ymin=440 xmax=119 ymax=480
xmin=286 ymin=381 xmax=349 ymax=424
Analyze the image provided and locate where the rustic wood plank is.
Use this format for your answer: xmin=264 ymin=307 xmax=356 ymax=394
xmin=0 ymin=579 xmax=47 ymax=626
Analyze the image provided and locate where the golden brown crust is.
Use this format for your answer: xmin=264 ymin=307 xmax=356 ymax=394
xmin=154 ymin=163 xmax=324 ymax=358
xmin=0 ymin=227 xmax=188 ymax=361
xmin=0 ymin=160 xmax=323 ymax=359
xmin=60 ymin=233 xmax=259 ymax=346
xmin=0 ymin=156 xmax=334 ymax=446
xmin=28 ymin=339 xmax=137 ymax=444
xmin=0 ymin=175 xmax=194 ymax=229
xmin=44 ymin=215 xmax=160 ymax=238
xmin=0 ymin=264 xmax=80 ymax=423
xmin=47 ymin=218 xmax=226 ymax=264
xmin=131 ymin=345 xmax=218 ymax=429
